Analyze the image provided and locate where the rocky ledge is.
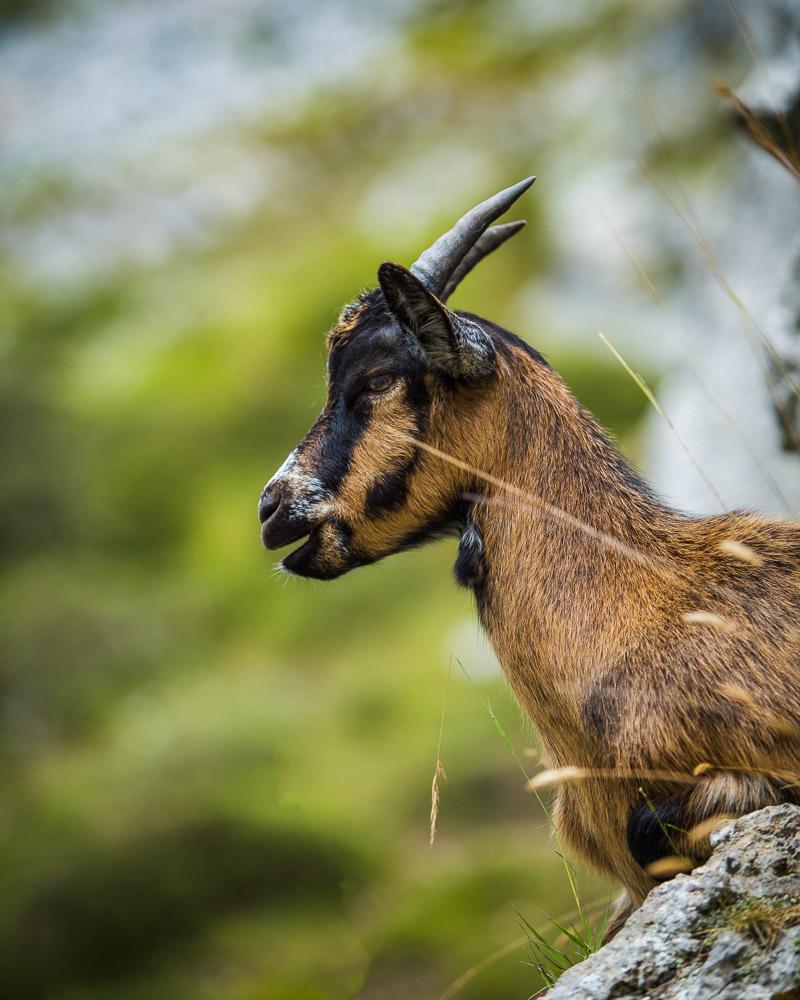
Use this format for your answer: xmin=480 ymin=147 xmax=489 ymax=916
xmin=547 ymin=805 xmax=800 ymax=1000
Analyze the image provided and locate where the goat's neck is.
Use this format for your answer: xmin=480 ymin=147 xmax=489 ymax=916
xmin=467 ymin=359 xmax=678 ymax=755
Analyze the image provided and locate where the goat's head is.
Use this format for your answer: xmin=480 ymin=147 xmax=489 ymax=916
xmin=259 ymin=176 xmax=535 ymax=579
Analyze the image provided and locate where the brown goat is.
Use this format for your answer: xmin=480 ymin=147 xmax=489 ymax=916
xmin=258 ymin=178 xmax=800 ymax=932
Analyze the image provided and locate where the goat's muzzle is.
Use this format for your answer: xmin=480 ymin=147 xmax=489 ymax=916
xmin=258 ymin=487 xmax=316 ymax=552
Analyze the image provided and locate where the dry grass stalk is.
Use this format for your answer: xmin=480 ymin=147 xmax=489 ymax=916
xmin=718 ymin=538 xmax=764 ymax=566
xmin=389 ymin=433 xmax=798 ymax=681
xmin=691 ymin=760 xmax=800 ymax=788
xmin=686 ymin=814 xmax=737 ymax=844
xmin=430 ymin=658 xmax=452 ymax=846
xmin=715 ymin=83 xmax=800 ymax=182
xmin=430 ymin=759 xmax=447 ymax=846
xmin=527 ymin=766 xmax=700 ymax=792
xmin=645 ymin=855 xmax=694 ymax=878
xmin=767 ymin=716 xmax=800 ymax=741
xmin=529 ymin=758 xmax=800 ymax=810
xmin=682 ymin=611 xmax=736 ymax=632
xmin=527 ymin=766 xmax=586 ymax=790
xmin=718 ymin=683 xmax=756 ymax=709
xmin=726 ymin=0 xmax=800 ymax=166
xmin=604 ymin=89 xmax=800 ymax=482
xmin=394 ymin=432 xmax=685 ymax=585
xmin=399 ymin=432 xmax=771 ymax=615
xmin=599 ymin=333 xmax=728 ymax=512
xmin=595 ymin=191 xmax=793 ymax=515
xmin=639 ymin=156 xmax=800 ymax=451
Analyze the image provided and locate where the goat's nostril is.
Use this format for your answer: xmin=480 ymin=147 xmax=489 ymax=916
xmin=258 ymin=491 xmax=280 ymax=524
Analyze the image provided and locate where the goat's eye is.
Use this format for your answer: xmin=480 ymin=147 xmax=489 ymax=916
xmin=367 ymin=373 xmax=395 ymax=394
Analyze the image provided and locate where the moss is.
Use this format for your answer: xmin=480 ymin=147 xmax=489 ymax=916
xmin=702 ymin=895 xmax=800 ymax=951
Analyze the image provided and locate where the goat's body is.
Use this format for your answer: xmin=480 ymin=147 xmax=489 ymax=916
xmin=261 ymin=174 xmax=800 ymax=928
xmin=455 ymin=324 xmax=800 ymax=903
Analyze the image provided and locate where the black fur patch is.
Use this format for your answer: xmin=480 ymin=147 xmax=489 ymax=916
xmin=392 ymin=499 xmax=464 ymax=555
xmin=365 ymin=455 xmax=416 ymax=517
xmin=363 ymin=374 xmax=428 ymax=519
xmin=454 ymin=520 xmax=485 ymax=589
xmin=311 ymin=404 xmax=367 ymax=494
xmin=320 ymin=299 xmax=433 ymax=510
xmin=582 ymin=680 xmax=620 ymax=743
xmin=627 ymin=797 xmax=689 ymax=875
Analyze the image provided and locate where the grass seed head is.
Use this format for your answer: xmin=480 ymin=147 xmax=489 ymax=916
xmin=718 ymin=538 xmax=764 ymax=566
xmin=686 ymin=814 xmax=736 ymax=844
xmin=682 ymin=611 xmax=736 ymax=632
xmin=645 ymin=855 xmax=694 ymax=878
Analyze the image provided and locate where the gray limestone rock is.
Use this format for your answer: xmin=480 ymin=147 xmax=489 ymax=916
xmin=546 ymin=805 xmax=800 ymax=1000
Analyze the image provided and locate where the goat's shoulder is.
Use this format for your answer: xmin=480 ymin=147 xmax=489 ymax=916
xmin=679 ymin=510 xmax=800 ymax=580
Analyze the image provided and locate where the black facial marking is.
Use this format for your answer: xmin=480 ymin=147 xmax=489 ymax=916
xmin=363 ymin=370 xmax=430 ymax=519
xmin=365 ymin=453 xmax=417 ymax=517
xmin=309 ymin=403 xmax=366 ymax=494
xmin=314 ymin=324 xmax=419 ymax=496
xmin=328 ymin=291 xmax=424 ymax=389
xmin=627 ymin=797 xmax=690 ymax=876
xmin=454 ymin=519 xmax=485 ymax=589
xmin=282 ymin=515 xmax=361 ymax=580
xmin=318 ymin=298 xmax=431 ymax=510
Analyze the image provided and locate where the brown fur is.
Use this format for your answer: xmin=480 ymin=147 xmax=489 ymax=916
xmin=264 ymin=299 xmax=800 ymax=926
xmin=430 ymin=341 xmax=800 ymax=907
xmin=327 ymin=302 xmax=367 ymax=350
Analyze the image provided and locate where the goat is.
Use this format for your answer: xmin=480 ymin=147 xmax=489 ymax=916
xmin=258 ymin=177 xmax=800 ymax=934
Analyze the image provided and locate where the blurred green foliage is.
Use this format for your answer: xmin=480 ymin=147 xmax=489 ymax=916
xmin=0 ymin=1 xmax=746 ymax=996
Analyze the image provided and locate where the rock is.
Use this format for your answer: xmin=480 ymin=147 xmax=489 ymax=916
xmin=546 ymin=805 xmax=800 ymax=1000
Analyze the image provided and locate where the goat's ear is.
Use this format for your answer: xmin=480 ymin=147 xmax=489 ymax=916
xmin=378 ymin=261 xmax=496 ymax=381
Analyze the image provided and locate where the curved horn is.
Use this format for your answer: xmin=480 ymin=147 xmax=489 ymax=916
xmin=440 ymin=220 xmax=526 ymax=301
xmin=409 ymin=176 xmax=535 ymax=295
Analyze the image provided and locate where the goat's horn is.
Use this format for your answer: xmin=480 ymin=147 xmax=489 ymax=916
xmin=440 ymin=221 xmax=526 ymax=301
xmin=410 ymin=176 xmax=535 ymax=295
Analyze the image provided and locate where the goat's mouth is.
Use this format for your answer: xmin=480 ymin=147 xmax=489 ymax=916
xmin=260 ymin=514 xmax=332 ymax=576
xmin=260 ymin=503 xmax=318 ymax=551
xmin=280 ymin=526 xmax=324 ymax=574
xmin=260 ymin=503 xmax=358 ymax=579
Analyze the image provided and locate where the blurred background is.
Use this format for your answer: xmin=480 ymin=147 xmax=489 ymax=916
xmin=2 ymin=1 xmax=799 ymax=998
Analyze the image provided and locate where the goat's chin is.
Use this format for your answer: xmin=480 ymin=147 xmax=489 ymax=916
xmin=280 ymin=532 xmax=361 ymax=580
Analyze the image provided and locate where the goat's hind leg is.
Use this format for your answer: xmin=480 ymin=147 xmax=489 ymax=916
xmin=609 ymin=771 xmax=793 ymax=939
xmin=626 ymin=794 xmax=690 ymax=876
xmin=603 ymin=891 xmax=635 ymax=942
xmin=681 ymin=770 xmax=788 ymax=854
xmin=627 ymin=771 xmax=789 ymax=878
